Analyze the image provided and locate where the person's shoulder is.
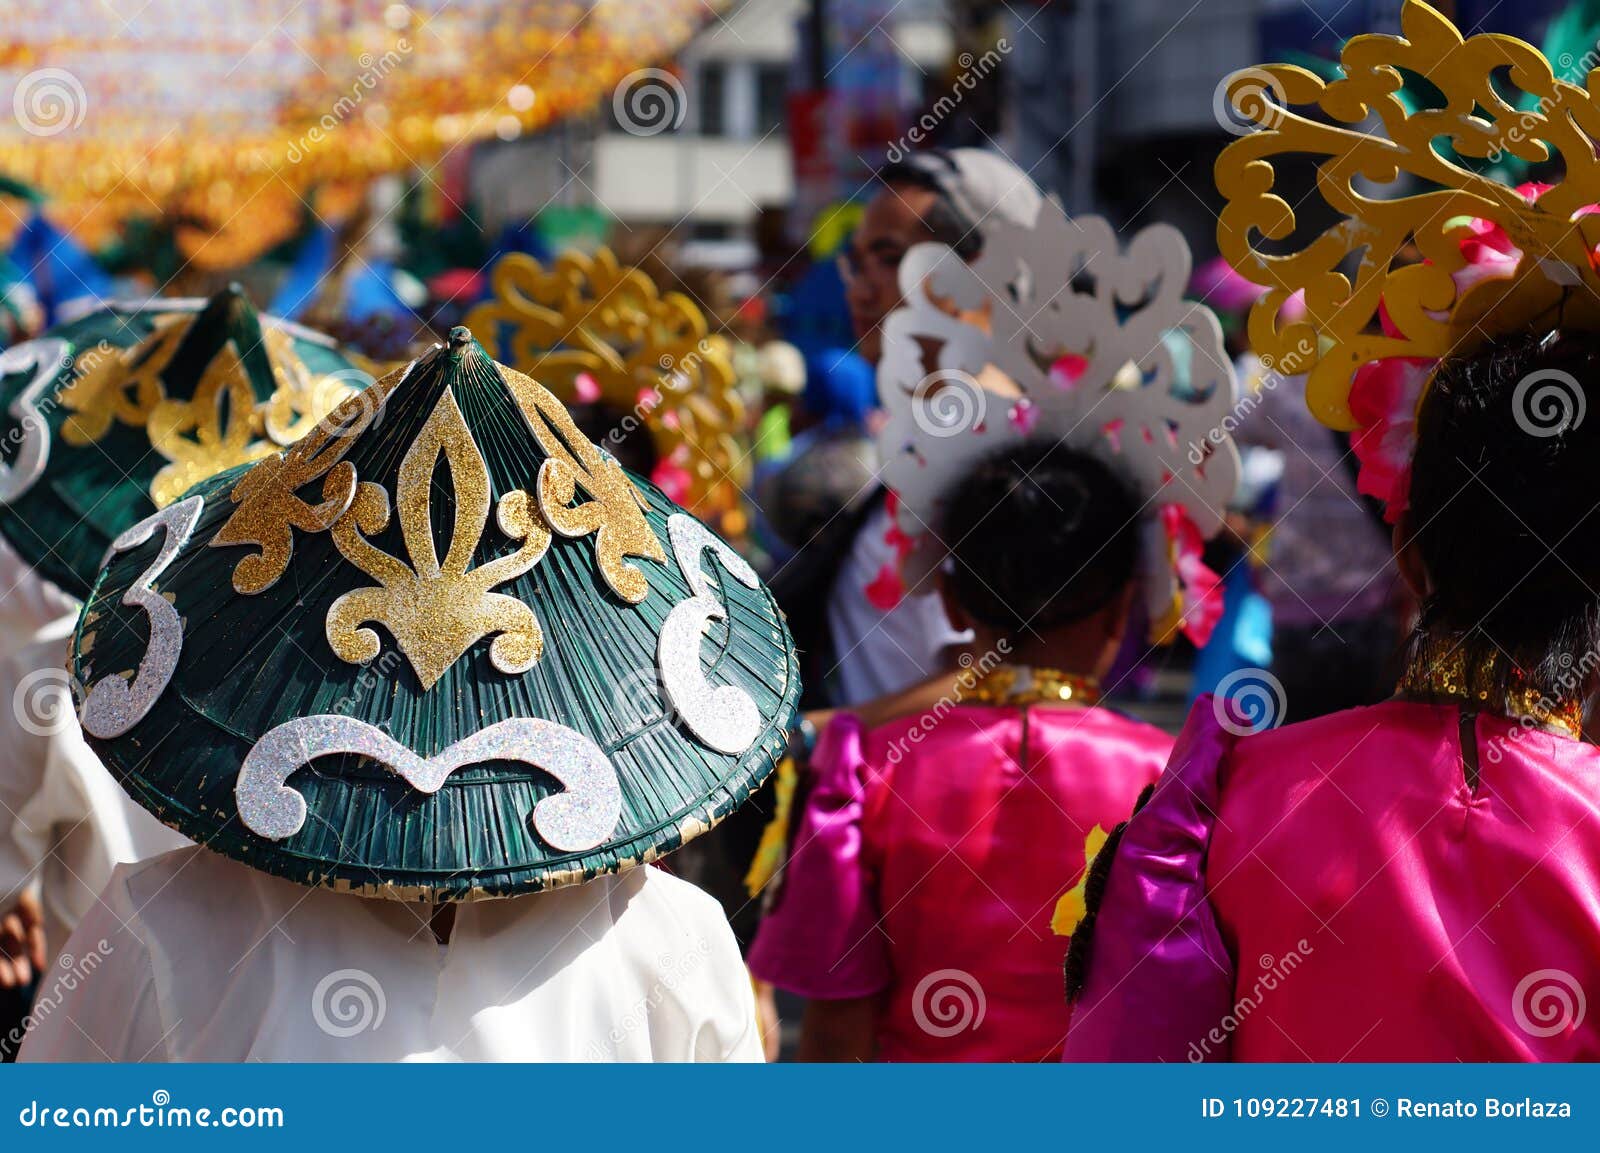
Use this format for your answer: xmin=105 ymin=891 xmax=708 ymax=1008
xmin=110 ymin=845 xmax=265 ymax=919
xmin=1228 ymin=701 xmax=1410 ymax=775
xmin=622 ymin=864 xmax=730 ymax=930
xmin=105 ymin=843 xmax=208 ymax=892
xmin=1043 ymin=703 xmax=1173 ymax=746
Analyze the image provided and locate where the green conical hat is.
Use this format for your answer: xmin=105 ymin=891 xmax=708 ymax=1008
xmin=0 ymin=288 xmax=375 ymax=599
xmin=71 ymin=327 xmax=799 ymax=899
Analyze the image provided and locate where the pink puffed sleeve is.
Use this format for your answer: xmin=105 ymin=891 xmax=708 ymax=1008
xmin=746 ymin=713 xmax=891 ymax=999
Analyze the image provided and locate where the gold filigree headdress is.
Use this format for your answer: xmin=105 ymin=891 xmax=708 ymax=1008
xmin=1215 ymin=0 xmax=1600 ymax=431
xmin=465 ymin=249 xmax=748 ymax=531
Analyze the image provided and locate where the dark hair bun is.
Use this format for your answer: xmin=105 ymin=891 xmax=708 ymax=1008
xmin=942 ymin=442 xmax=1141 ymax=633
xmin=1410 ymin=330 xmax=1600 ymax=694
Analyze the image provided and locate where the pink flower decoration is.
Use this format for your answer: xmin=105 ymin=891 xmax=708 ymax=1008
xmin=1008 ymin=397 xmax=1039 ymax=435
xmin=574 ymin=372 xmax=602 ymax=404
xmin=1348 ymin=356 xmax=1432 ymax=523
xmin=650 ymin=459 xmax=692 ymax=504
xmin=1050 ymin=353 xmax=1090 ymax=389
xmin=1159 ymin=504 xmax=1223 ymax=647
xmin=865 ymin=562 xmax=906 ymax=611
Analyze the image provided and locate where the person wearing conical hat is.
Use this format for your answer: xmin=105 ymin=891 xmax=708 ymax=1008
xmin=20 ymin=326 xmax=797 ymax=1061
xmin=749 ymin=191 xmax=1242 ymax=1060
xmin=0 ymin=290 xmax=375 ymax=1042
xmin=1065 ymin=2 xmax=1600 ymax=1061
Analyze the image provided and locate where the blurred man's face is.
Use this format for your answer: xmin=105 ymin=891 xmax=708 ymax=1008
xmin=841 ymin=182 xmax=941 ymax=365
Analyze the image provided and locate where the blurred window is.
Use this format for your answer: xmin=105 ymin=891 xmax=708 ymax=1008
xmin=755 ymin=63 xmax=788 ymax=136
xmin=700 ymin=62 xmax=727 ymax=136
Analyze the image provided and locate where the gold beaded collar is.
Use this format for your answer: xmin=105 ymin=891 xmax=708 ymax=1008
xmin=1396 ymin=646 xmax=1584 ymax=741
xmin=968 ymin=665 xmax=1101 ymax=709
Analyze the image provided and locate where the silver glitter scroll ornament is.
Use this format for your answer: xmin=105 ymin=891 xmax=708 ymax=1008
xmin=81 ymin=495 xmax=205 ymax=739
xmin=656 ymin=514 xmax=763 ymax=755
xmin=0 ymin=338 xmax=69 ymax=504
xmin=235 ymin=714 xmax=624 ymax=850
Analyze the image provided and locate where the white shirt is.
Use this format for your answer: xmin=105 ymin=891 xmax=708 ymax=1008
xmin=0 ymin=536 xmax=75 ymax=655
xmin=20 ymin=847 xmax=764 ymax=1062
xmin=825 ymin=503 xmax=970 ymax=707
xmin=0 ymin=616 xmax=190 ymax=955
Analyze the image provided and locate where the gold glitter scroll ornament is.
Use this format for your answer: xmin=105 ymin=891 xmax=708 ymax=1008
xmin=326 ymin=388 xmax=552 ymax=690
xmin=465 ymin=249 xmax=748 ymax=519
xmin=60 ymin=315 xmax=190 ymax=445
xmin=1215 ymin=0 xmax=1600 ymax=430
xmin=500 ymin=363 xmax=667 ymax=604
xmin=210 ymin=362 xmax=410 ymax=595
xmin=260 ymin=327 xmax=365 ymax=446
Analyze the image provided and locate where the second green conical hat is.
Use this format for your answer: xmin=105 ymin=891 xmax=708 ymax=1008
xmin=0 ymin=288 xmax=375 ymax=598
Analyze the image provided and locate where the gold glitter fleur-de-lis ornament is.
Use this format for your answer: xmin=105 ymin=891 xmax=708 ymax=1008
xmin=214 ymin=326 xmax=670 ymax=694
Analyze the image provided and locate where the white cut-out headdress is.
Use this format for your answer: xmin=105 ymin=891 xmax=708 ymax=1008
xmin=875 ymin=194 xmax=1242 ymax=642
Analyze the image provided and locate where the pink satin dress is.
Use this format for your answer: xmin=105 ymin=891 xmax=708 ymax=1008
xmin=1065 ymin=699 xmax=1600 ymax=1061
xmin=749 ymin=702 xmax=1171 ymax=1061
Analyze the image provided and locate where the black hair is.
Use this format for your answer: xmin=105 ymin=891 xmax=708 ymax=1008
xmin=942 ymin=442 xmax=1142 ymax=635
xmin=878 ymin=153 xmax=983 ymax=260
xmin=1406 ymin=329 xmax=1600 ymax=705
